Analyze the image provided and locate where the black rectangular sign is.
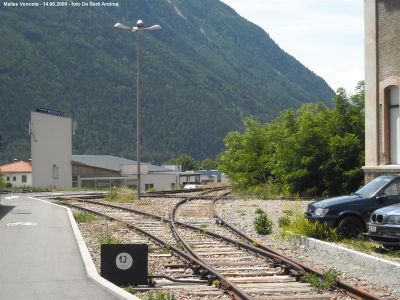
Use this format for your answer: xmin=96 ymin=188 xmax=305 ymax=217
xmin=101 ymin=244 xmax=148 ymax=286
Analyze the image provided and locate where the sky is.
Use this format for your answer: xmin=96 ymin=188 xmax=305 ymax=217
xmin=220 ymin=0 xmax=364 ymax=93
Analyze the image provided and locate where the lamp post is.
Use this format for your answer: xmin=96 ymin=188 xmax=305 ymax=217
xmin=114 ymin=20 xmax=161 ymax=200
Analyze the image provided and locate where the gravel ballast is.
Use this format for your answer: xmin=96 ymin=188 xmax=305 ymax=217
xmin=72 ymin=195 xmax=400 ymax=299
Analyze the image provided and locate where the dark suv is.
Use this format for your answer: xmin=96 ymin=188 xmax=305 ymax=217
xmin=305 ymin=175 xmax=400 ymax=237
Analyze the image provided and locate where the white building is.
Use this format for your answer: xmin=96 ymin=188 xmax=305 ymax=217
xmin=30 ymin=109 xmax=72 ymax=188
xmin=0 ymin=160 xmax=32 ymax=187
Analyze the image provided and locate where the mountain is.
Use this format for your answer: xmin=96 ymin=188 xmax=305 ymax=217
xmin=0 ymin=0 xmax=334 ymax=164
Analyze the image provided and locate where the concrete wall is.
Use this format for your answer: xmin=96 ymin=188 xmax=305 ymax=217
xmin=31 ymin=111 xmax=72 ymax=188
xmin=378 ymin=0 xmax=400 ymax=81
xmin=3 ymin=172 xmax=32 ymax=187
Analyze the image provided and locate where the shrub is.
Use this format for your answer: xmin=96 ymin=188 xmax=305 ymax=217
xmin=304 ymin=268 xmax=341 ymax=292
xmin=253 ymin=212 xmax=273 ymax=235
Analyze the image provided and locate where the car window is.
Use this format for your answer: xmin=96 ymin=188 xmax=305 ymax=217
xmin=356 ymin=176 xmax=392 ymax=197
xmin=384 ymin=180 xmax=400 ymax=196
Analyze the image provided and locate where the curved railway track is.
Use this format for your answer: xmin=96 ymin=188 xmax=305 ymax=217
xmin=54 ymin=189 xmax=382 ymax=300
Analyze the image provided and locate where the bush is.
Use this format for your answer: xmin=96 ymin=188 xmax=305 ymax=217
xmin=253 ymin=212 xmax=273 ymax=235
xmin=304 ymin=268 xmax=341 ymax=292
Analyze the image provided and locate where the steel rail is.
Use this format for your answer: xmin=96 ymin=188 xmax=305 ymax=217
xmin=64 ymin=202 xmax=225 ymax=289
xmin=62 ymin=197 xmax=304 ymax=272
xmin=61 ymin=193 xmax=381 ymax=299
xmin=169 ymin=195 xmax=252 ymax=300
xmin=61 ymin=195 xmax=252 ymax=299
xmin=212 ymin=197 xmax=383 ymax=300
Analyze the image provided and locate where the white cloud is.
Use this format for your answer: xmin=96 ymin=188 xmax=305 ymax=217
xmin=221 ymin=0 xmax=364 ymax=92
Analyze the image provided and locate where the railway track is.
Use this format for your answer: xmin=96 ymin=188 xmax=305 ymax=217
xmin=53 ymin=189 xmax=382 ymax=300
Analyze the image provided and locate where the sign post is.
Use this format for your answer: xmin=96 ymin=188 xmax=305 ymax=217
xmin=101 ymin=244 xmax=148 ymax=286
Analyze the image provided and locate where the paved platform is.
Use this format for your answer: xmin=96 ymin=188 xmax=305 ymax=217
xmin=0 ymin=194 xmax=132 ymax=300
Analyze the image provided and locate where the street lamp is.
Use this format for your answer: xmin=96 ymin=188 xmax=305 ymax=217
xmin=114 ymin=20 xmax=161 ymax=200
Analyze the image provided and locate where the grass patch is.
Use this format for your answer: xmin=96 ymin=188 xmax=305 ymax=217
xmin=105 ymin=188 xmax=136 ymax=203
xmin=125 ymin=285 xmax=135 ymax=294
xmin=234 ymin=183 xmax=288 ymax=200
xmin=211 ymin=279 xmax=221 ymax=287
xmin=338 ymin=239 xmax=400 ymax=263
xmin=278 ymin=214 xmax=291 ymax=227
xmin=255 ymin=207 xmax=264 ymax=214
xmin=73 ymin=211 xmax=99 ymax=223
xmin=339 ymin=238 xmax=377 ymax=253
xmin=253 ymin=209 xmax=273 ymax=235
xmin=137 ymin=199 xmax=152 ymax=206
xmin=145 ymin=291 xmax=176 ymax=300
xmin=54 ymin=199 xmax=69 ymax=206
xmin=98 ymin=235 xmax=121 ymax=244
xmin=278 ymin=209 xmax=293 ymax=227
xmin=304 ymin=268 xmax=340 ymax=292
xmin=281 ymin=211 xmax=340 ymax=242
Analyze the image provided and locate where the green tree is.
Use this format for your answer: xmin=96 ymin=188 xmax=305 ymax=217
xmin=220 ymin=83 xmax=365 ymax=196
xmin=198 ymin=158 xmax=220 ymax=170
xmin=219 ymin=118 xmax=270 ymax=187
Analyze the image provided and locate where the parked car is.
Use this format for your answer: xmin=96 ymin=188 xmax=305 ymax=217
xmin=305 ymin=175 xmax=400 ymax=237
xmin=367 ymin=204 xmax=400 ymax=247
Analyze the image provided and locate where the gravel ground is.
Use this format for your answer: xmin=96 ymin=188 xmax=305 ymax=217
xmin=72 ymin=194 xmax=400 ymax=300
xmin=217 ymin=198 xmax=400 ymax=300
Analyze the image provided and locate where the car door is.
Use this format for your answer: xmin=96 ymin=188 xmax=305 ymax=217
xmin=360 ymin=179 xmax=400 ymax=222
xmin=379 ymin=179 xmax=400 ymax=207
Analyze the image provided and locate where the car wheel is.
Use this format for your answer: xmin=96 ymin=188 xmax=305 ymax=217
xmin=338 ymin=216 xmax=363 ymax=238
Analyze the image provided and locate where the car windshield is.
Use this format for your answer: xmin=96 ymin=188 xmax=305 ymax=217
xmin=355 ymin=177 xmax=393 ymax=198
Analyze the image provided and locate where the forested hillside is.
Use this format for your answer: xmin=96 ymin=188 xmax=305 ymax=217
xmin=0 ymin=0 xmax=334 ymax=164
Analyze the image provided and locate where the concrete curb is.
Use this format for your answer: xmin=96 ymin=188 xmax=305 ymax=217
xmin=286 ymin=236 xmax=400 ymax=291
xmin=29 ymin=197 xmax=140 ymax=300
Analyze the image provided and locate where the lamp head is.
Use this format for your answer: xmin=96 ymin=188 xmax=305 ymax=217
xmin=136 ymin=20 xmax=144 ymax=28
xmin=114 ymin=23 xmax=131 ymax=30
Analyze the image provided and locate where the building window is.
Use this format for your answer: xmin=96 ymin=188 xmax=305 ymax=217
xmin=22 ymin=175 xmax=27 ymax=183
xmin=6 ymin=176 xmax=10 ymax=181
xmin=390 ymin=86 xmax=400 ymax=164
xmin=145 ymin=183 xmax=154 ymax=191
xmin=13 ymin=176 xmax=16 ymax=182
xmin=52 ymin=164 xmax=59 ymax=180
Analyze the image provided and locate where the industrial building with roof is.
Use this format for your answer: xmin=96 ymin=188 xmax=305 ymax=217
xmin=71 ymin=155 xmax=201 ymax=190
